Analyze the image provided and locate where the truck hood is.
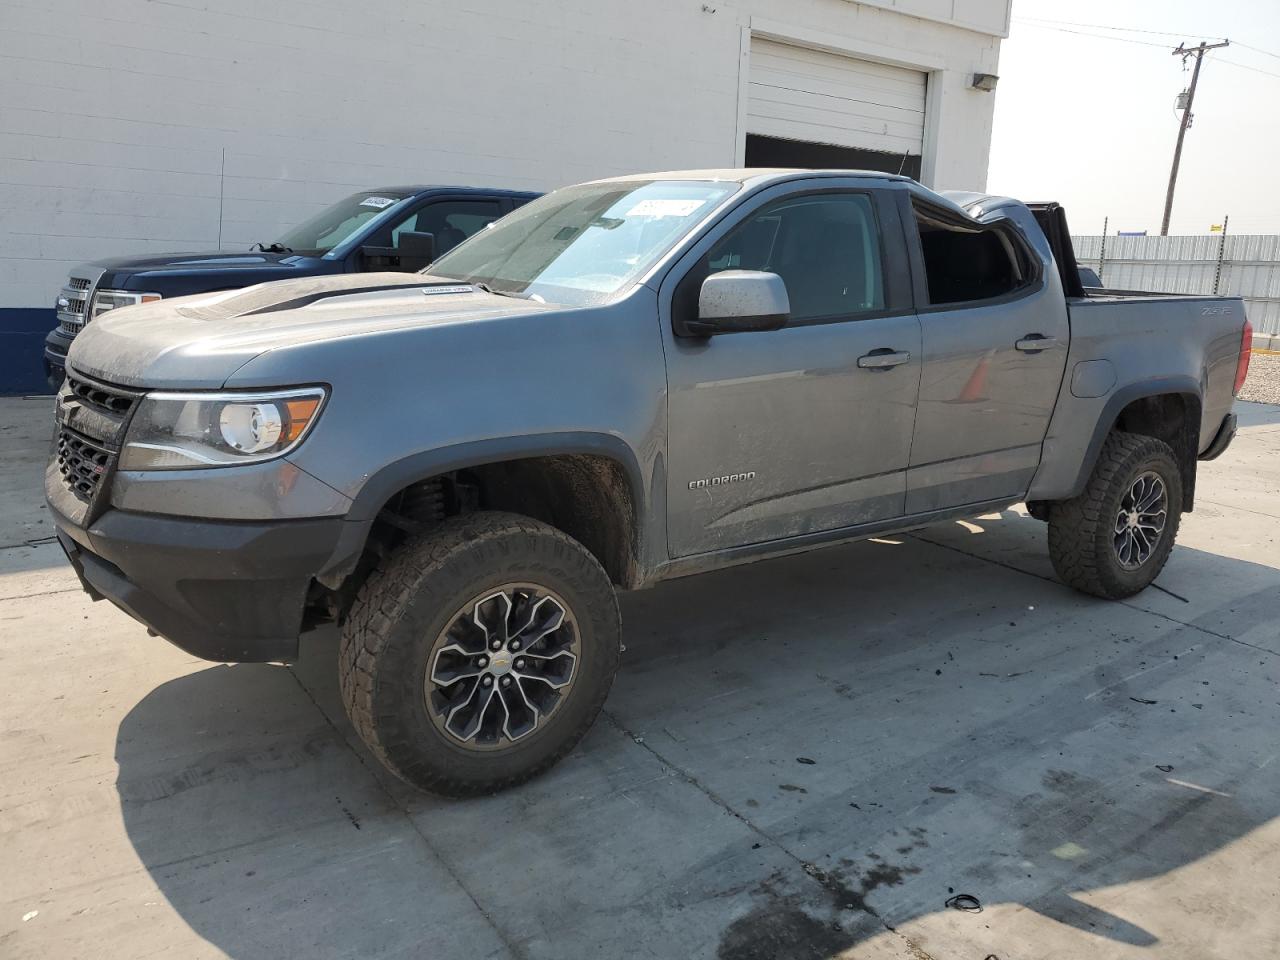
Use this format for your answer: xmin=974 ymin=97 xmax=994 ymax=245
xmin=88 ymin=249 xmax=297 ymax=273
xmin=85 ymin=249 xmax=327 ymax=293
xmin=66 ymin=273 xmax=552 ymax=389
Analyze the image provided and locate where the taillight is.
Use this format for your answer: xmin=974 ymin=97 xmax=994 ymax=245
xmin=1233 ymin=319 xmax=1252 ymax=397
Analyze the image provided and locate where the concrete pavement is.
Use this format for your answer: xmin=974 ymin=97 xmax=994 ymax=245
xmin=2 ymin=397 xmax=1278 ymax=959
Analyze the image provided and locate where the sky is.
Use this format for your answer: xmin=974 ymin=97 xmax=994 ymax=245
xmin=987 ymin=0 xmax=1280 ymax=236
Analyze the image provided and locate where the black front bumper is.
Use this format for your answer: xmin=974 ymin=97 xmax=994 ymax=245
xmin=44 ymin=328 xmax=72 ymax=392
xmin=50 ymin=501 xmax=350 ymax=663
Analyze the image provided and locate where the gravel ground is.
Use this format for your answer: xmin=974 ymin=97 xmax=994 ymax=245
xmin=1240 ymin=350 xmax=1280 ymax=404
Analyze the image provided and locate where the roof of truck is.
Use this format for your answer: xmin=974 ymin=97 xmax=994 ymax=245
xmin=585 ymin=168 xmax=987 ymax=220
xmin=363 ymin=185 xmax=542 ymax=198
xmin=588 ymin=168 xmax=914 ymax=186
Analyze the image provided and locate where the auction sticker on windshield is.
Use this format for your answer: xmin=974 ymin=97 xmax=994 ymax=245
xmin=626 ymin=198 xmax=706 ymax=218
xmin=360 ymin=196 xmax=398 ymax=209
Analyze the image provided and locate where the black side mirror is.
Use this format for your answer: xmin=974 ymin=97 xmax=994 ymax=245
xmin=397 ymin=231 xmax=436 ymax=270
xmin=360 ymin=231 xmax=436 ymax=273
xmin=676 ymin=270 xmax=790 ymax=337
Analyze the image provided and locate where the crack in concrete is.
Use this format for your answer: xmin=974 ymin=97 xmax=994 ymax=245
xmin=1195 ymin=497 xmax=1280 ymax=522
xmin=0 ymin=586 xmax=81 ymax=603
xmin=910 ymin=532 xmax=1280 ymax=661
xmin=600 ymin=710 xmax=939 ymax=960
xmin=284 ymin=668 xmax=526 ymax=960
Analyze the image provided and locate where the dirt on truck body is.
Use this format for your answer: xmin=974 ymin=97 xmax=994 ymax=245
xmin=48 ymin=169 xmax=1251 ymax=794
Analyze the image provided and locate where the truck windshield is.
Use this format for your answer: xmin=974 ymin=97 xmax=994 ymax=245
xmin=274 ymin=191 xmax=413 ymax=255
xmin=425 ymin=180 xmax=739 ymax=305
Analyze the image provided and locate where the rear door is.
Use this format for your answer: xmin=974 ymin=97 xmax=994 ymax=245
xmin=661 ymin=182 xmax=922 ymax=557
xmin=902 ymin=195 xmax=1070 ymax=513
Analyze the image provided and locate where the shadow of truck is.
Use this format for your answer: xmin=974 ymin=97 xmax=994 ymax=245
xmin=112 ymin=507 xmax=1280 ymax=959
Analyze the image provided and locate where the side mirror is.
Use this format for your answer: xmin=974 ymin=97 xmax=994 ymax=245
xmin=682 ymin=270 xmax=789 ymax=337
xmin=396 ymin=231 xmax=436 ymax=270
xmin=361 ymin=232 xmax=437 ymax=273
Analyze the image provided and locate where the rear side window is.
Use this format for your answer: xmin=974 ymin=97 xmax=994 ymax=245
xmin=704 ymin=193 xmax=885 ymax=321
xmin=912 ymin=202 xmax=1032 ymax=306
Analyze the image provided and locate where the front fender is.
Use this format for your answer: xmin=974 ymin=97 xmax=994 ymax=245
xmin=340 ymin=431 xmax=648 ymax=523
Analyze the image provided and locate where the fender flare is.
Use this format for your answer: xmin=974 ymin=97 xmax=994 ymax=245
xmin=1061 ymin=375 xmax=1202 ymax=501
xmin=344 ymin=431 xmax=647 ymax=522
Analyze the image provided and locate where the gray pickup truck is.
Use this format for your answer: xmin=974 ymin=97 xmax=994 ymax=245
xmin=46 ymin=169 xmax=1252 ymax=796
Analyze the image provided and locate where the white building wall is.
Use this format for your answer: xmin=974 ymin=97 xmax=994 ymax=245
xmin=0 ymin=0 xmax=1007 ymax=312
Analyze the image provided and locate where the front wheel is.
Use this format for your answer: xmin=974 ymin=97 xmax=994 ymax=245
xmin=339 ymin=512 xmax=621 ymax=796
xmin=1048 ymin=431 xmax=1183 ymax=600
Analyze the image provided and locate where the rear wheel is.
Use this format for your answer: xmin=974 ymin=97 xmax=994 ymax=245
xmin=1048 ymin=431 xmax=1182 ymax=600
xmin=340 ymin=511 xmax=621 ymax=796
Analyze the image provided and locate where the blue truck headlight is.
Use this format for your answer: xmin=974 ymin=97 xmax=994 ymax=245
xmin=89 ymin=289 xmax=162 ymax=321
xmin=119 ymin=387 xmax=327 ymax=470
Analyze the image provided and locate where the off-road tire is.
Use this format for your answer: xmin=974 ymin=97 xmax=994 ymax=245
xmin=339 ymin=511 xmax=621 ymax=796
xmin=1048 ymin=431 xmax=1183 ymax=600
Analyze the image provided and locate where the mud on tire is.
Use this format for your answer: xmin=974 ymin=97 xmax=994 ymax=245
xmin=1048 ymin=431 xmax=1183 ymax=600
xmin=339 ymin=511 xmax=621 ymax=797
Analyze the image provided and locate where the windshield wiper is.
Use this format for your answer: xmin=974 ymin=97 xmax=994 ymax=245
xmin=253 ymin=242 xmax=293 ymax=253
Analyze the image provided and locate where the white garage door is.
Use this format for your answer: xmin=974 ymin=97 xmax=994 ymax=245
xmin=747 ymin=38 xmax=926 ymax=158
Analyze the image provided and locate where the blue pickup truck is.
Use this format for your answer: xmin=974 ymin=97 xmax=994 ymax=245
xmin=45 ymin=185 xmax=538 ymax=389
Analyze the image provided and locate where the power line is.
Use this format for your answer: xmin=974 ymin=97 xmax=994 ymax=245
xmin=1213 ymin=56 xmax=1280 ymax=80
xmin=1018 ymin=15 xmax=1280 ymax=63
xmin=1013 ymin=20 xmax=1280 ymax=80
xmin=1015 ymin=15 xmax=1223 ymax=41
xmin=1231 ymin=41 xmax=1280 ymax=62
xmin=1012 ymin=20 xmax=1172 ymax=49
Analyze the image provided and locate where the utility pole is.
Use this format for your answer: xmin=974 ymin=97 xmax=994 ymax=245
xmin=1161 ymin=40 xmax=1229 ymax=236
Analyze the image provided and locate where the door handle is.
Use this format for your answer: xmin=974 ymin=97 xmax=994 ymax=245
xmin=857 ymin=349 xmax=911 ymax=370
xmin=1015 ymin=335 xmax=1058 ymax=353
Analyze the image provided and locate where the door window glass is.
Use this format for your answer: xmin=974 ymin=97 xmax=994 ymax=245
xmin=395 ymin=200 xmax=503 ymax=255
xmin=705 ymin=194 xmax=884 ymax=321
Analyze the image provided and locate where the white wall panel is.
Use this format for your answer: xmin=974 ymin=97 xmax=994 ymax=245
xmin=0 ymin=0 xmax=1009 ymax=310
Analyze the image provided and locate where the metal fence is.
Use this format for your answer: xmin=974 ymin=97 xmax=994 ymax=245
xmin=1072 ymin=234 xmax=1280 ymax=335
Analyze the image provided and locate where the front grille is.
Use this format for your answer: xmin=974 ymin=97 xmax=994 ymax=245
xmin=55 ymin=428 xmax=113 ymax=502
xmin=56 ymin=275 xmax=93 ymax=336
xmin=59 ymin=301 xmax=87 ymax=335
xmin=65 ymin=371 xmax=139 ymax=416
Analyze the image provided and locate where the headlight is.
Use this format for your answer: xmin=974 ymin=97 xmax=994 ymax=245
xmin=89 ymin=289 xmax=162 ymax=321
xmin=119 ymin=387 xmax=327 ymax=470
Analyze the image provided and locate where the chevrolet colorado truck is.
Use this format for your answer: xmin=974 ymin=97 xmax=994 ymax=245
xmin=46 ymin=169 xmax=1252 ymax=796
xmin=44 ymin=185 xmax=538 ymax=389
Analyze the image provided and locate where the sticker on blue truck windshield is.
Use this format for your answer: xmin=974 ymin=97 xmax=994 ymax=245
xmin=360 ymin=196 xmax=398 ymax=209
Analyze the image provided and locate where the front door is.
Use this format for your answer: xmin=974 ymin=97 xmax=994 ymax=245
xmin=662 ymin=187 xmax=922 ymax=558
xmin=904 ymin=202 xmax=1071 ymax=513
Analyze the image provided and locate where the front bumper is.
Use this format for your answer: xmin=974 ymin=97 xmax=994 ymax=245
xmin=49 ymin=498 xmax=348 ymax=663
xmin=44 ymin=328 xmax=73 ymax=392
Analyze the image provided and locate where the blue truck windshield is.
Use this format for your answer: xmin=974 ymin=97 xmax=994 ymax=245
xmin=274 ymin=191 xmax=413 ymax=255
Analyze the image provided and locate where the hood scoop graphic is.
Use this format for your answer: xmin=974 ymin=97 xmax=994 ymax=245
xmin=175 ymin=275 xmax=475 ymax=322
